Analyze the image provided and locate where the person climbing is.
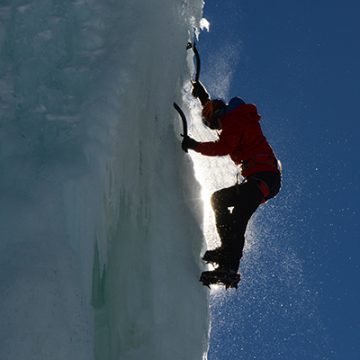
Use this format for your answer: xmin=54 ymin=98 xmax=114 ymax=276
xmin=182 ymin=81 xmax=281 ymax=289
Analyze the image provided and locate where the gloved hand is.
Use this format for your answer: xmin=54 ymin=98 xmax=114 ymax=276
xmin=192 ymin=81 xmax=210 ymax=104
xmin=181 ymin=135 xmax=199 ymax=153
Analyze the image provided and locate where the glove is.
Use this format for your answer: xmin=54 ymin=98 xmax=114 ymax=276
xmin=192 ymin=81 xmax=210 ymax=104
xmin=181 ymin=136 xmax=199 ymax=153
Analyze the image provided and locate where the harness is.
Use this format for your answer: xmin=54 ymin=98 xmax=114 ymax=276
xmin=241 ymin=153 xmax=280 ymax=173
xmin=241 ymin=155 xmax=282 ymax=202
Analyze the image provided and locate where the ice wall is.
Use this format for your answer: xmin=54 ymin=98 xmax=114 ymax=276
xmin=0 ymin=1 xmax=209 ymax=359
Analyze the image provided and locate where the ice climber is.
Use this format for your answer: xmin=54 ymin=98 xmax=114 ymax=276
xmin=182 ymin=81 xmax=281 ymax=288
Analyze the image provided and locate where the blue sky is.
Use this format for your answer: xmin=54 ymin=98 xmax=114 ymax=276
xmin=198 ymin=1 xmax=360 ymax=359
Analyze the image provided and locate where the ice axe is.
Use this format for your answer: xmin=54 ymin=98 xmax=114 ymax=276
xmin=186 ymin=41 xmax=201 ymax=83
xmin=172 ymin=42 xmax=200 ymax=152
xmin=173 ymin=102 xmax=189 ymax=152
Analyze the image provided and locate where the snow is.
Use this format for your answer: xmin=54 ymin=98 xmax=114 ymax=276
xmin=0 ymin=1 xmax=209 ymax=359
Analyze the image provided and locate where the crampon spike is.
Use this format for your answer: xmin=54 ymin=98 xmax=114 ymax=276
xmin=200 ymin=270 xmax=240 ymax=289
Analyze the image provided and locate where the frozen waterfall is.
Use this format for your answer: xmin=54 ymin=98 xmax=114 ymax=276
xmin=0 ymin=1 xmax=210 ymax=359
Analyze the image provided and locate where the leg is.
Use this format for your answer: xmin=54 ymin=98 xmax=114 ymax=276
xmin=229 ymin=179 xmax=264 ymax=268
xmin=210 ymin=184 xmax=239 ymax=248
xmin=202 ymin=185 xmax=238 ymax=265
xmin=200 ymin=176 xmax=279 ymax=287
xmin=209 ymin=180 xmax=263 ymax=271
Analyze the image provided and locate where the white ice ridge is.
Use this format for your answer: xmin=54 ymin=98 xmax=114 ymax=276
xmin=0 ymin=1 xmax=209 ymax=359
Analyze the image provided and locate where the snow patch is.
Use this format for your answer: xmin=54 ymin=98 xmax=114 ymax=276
xmin=200 ymin=17 xmax=210 ymax=31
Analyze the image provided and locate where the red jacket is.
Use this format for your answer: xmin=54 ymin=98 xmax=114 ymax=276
xmin=195 ymin=103 xmax=278 ymax=177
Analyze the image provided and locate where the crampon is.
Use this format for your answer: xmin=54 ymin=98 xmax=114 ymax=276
xmin=200 ymin=269 xmax=241 ymax=289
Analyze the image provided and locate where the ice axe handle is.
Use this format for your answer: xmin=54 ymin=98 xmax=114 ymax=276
xmin=186 ymin=42 xmax=201 ymax=83
xmin=173 ymin=102 xmax=189 ymax=152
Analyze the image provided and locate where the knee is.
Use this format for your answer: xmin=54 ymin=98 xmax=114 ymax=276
xmin=211 ymin=190 xmax=222 ymax=209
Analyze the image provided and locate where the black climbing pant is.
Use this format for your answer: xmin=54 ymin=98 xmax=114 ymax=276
xmin=210 ymin=171 xmax=281 ymax=271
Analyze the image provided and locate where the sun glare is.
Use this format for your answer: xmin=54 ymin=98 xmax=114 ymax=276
xmin=190 ymin=152 xmax=239 ymax=251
